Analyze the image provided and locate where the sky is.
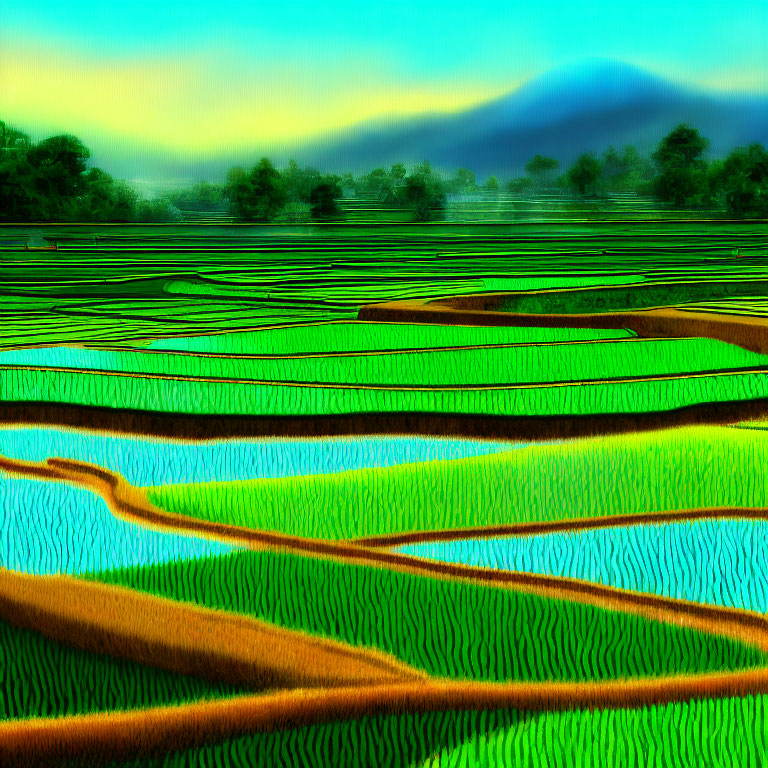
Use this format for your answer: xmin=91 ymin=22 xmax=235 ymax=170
xmin=2 ymin=0 xmax=767 ymax=167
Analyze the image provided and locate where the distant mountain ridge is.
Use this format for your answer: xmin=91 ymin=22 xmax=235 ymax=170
xmin=100 ymin=59 xmax=768 ymax=182
xmin=290 ymin=59 xmax=768 ymax=177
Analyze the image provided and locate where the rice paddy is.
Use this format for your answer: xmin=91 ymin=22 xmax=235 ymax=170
xmin=0 ymin=427 xmax=516 ymax=486
xmin=90 ymin=549 xmax=767 ymax=683
xmin=3 ymin=221 xmax=768 ymax=763
xmin=0 ymin=615 xmax=245 ymax=719
xmin=144 ymin=426 xmax=768 ymax=540
xmin=402 ymin=517 xmax=768 ymax=612
xmin=109 ymin=696 xmax=768 ymax=768
xmin=0 ymin=472 xmax=234 ymax=575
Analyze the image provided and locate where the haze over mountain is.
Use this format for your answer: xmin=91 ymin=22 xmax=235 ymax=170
xmin=99 ymin=59 xmax=768 ymax=187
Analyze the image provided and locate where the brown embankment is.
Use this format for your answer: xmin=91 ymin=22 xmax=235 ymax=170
xmin=7 ymin=454 xmax=768 ymax=659
xmin=0 ymin=568 xmax=424 ymax=692
xmin=351 ymin=506 xmax=768 ymax=547
xmin=3 ymin=398 xmax=768 ymax=441
xmin=7 ymin=670 xmax=768 ymax=765
xmin=358 ymin=295 xmax=768 ymax=355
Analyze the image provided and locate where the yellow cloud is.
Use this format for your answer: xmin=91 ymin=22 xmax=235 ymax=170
xmin=1 ymin=41 xmax=506 ymax=156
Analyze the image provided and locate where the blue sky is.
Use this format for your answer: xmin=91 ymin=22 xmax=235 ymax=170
xmin=2 ymin=0 xmax=766 ymax=156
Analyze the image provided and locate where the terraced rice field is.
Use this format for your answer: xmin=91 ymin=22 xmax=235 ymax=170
xmin=91 ymin=550 xmax=765 ymax=682
xmin=143 ymin=427 xmax=768 ymax=540
xmin=0 ymin=473 xmax=233 ymax=574
xmin=2 ymin=221 xmax=768 ymax=764
xmin=0 ymin=427 xmax=514 ymax=485
xmin=402 ymin=517 xmax=768 ymax=612
xmin=111 ymin=697 xmax=768 ymax=768
xmin=0 ymin=615 xmax=245 ymax=718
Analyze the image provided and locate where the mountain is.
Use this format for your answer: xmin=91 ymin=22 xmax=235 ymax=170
xmin=94 ymin=59 xmax=768 ymax=182
xmin=288 ymin=59 xmax=768 ymax=177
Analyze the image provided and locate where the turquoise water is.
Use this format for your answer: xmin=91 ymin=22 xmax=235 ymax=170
xmin=401 ymin=519 xmax=768 ymax=613
xmin=0 ymin=428 xmax=519 ymax=486
xmin=0 ymin=474 xmax=233 ymax=575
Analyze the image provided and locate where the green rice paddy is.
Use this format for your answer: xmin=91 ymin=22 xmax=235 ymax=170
xmin=3 ymin=365 xmax=767 ymax=419
xmin=146 ymin=321 xmax=635 ymax=355
xmin=0 ymin=616 xmax=244 ymax=719
xmin=113 ymin=695 xmax=768 ymax=768
xmin=3 ymin=335 xmax=766 ymax=386
xmin=147 ymin=426 xmax=768 ymax=539
xmin=3 ymin=221 xmax=768 ymax=762
xmin=90 ymin=549 xmax=766 ymax=683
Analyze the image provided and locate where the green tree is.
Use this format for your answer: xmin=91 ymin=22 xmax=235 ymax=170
xmin=0 ymin=123 xmax=34 ymax=220
xmin=602 ymin=146 xmax=623 ymax=178
xmin=135 ymin=198 xmax=183 ymax=223
xmin=73 ymin=168 xmax=138 ymax=222
xmin=225 ymin=158 xmax=286 ymax=221
xmin=361 ymin=168 xmax=388 ymax=195
xmin=389 ymin=163 xmax=407 ymax=181
xmin=507 ymin=176 xmax=533 ymax=194
xmin=167 ymin=181 xmax=226 ymax=211
xmin=715 ymin=144 xmax=768 ymax=217
xmin=651 ymin=124 xmax=710 ymax=206
xmin=525 ymin=154 xmax=559 ymax=185
xmin=565 ymin=154 xmax=602 ymax=196
xmin=309 ymin=179 xmax=343 ymax=220
xmin=485 ymin=175 xmax=499 ymax=193
xmin=281 ymin=160 xmax=322 ymax=204
xmin=399 ymin=162 xmax=446 ymax=222
xmin=0 ymin=121 xmax=31 ymax=151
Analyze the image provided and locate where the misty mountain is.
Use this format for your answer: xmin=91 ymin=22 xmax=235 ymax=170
xmin=291 ymin=59 xmax=768 ymax=177
xmin=98 ymin=59 xmax=768 ymax=184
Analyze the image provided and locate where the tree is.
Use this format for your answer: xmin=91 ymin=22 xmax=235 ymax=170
xmin=73 ymin=168 xmax=138 ymax=222
xmin=525 ymin=154 xmax=559 ymax=184
xmin=225 ymin=157 xmax=286 ymax=221
xmin=452 ymin=168 xmax=477 ymax=194
xmin=135 ymin=199 xmax=183 ymax=223
xmin=651 ymin=124 xmax=710 ymax=206
xmin=485 ymin=175 xmax=499 ymax=193
xmin=26 ymin=135 xmax=90 ymax=199
xmin=399 ymin=162 xmax=446 ymax=222
xmin=309 ymin=179 xmax=343 ymax=220
xmin=0 ymin=130 xmax=34 ymax=220
xmin=0 ymin=129 xmax=137 ymax=222
xmin=565 ymin=154 xmax=601 ymax=196
xmin=168 ymin=181 xmax=226 ymax=211
xmin=601 ymin=146 xmax=623 ymax=179
xmin=360 ymin=168 xmax=388 ymax=195
xmin=0 ymin=121 xmax=31 ymax=151
xmin=507 ymin=177 xmax=533 ymax=194
xmin=281 ymin=160 xmax=322 ymax=204
xmin=715 ymin=144 xmax=768 ymax=217
xmin=389 ymin=163 xmax=407 ymax=181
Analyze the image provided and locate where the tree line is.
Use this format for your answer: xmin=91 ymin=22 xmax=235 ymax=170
xmin=0 ymin=122 xmax=185 ymax=223
xmin=1 ymin=120 xmax=766 ymax=223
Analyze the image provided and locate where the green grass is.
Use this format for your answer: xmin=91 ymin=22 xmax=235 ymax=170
xmin=0 ymin=615 xmax=245 ymax=719
xmin=112 ymin=696 xmax=768 ymax=768
xmin=5 ymin=336 xmax=766 ymax=387
xmin=3 ymin=366 xmax=767 ymax=419
xmin=146 ymin=426 xmax=768 ymax=540
xmin=146 ymin=321 xmax=635 ymax=355
xmin=89 ymin=549 xmax=767 ymax=684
